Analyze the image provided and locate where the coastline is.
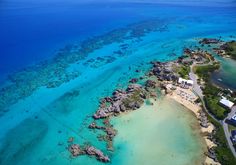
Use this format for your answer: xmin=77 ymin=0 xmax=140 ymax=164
xmin=111 ymin=97 xmax=207 ymax=165
xmin=66 ymin=43 xmax=234 ymax=164
xmin=166 ymin=89 xmax=220 ymax=165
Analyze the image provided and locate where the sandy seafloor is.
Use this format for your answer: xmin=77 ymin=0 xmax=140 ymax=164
xmin=0 ymin=1 xmax=236 ymax=165
xmin=111 ymin=98 xmax=206 ymax=165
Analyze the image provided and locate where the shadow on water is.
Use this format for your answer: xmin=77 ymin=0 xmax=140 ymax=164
xmin=0 ymin=118 xmax=48 ymax=165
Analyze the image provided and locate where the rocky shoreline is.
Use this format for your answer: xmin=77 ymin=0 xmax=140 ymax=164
xmin=69 ymin=144 xmax=110 ymax=162
xmin=67 ymin=42 xmax=221 ymax=163
xmin=68 ymin=83 xmax=155 ymax=162
xmin=199 ymin=38 xmax=236 ymax=61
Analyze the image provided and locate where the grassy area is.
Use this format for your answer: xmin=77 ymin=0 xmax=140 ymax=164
xmin=177 ymin=65 xmax=190 ymax=79
xmin=204 ymin=95 xmax=227 ymax=120
xmin=224 ymin=41 xmax=236 ymax=60
xmin=194 ymin=63 xmax=228 ymax=120
xmin=193 ymin=62 xmax=220 ymax=82
xmin=228 ymin=125 xmax=236 ymax=132
xmin=122 ymin=89 xmax=145 ymax=109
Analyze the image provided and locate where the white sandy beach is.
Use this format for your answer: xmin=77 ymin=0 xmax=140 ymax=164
xmin=166 ymin=86 xmax=220 ymax=165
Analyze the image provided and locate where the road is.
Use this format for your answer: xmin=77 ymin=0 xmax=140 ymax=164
xmin=189 ymin=64 xmax=236 ymax=157
xmin=189 ymin=64 xmax=219 ymax=122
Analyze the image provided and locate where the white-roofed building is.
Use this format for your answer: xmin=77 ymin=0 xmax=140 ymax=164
xmin=219 ymin=97 xmax=234 ymax=109
xmin=178 ymin=77 xmax=193 ymax=86
xmin=232 ymin=115 xmax=236 ymax=121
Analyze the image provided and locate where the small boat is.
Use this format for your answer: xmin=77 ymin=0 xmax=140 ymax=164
xmin=218 ymin=78 xmax=223 ymax=82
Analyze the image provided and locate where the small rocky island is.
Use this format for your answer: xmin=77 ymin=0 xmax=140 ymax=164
xmin=69 ymin=144 xmax=110 ymax=162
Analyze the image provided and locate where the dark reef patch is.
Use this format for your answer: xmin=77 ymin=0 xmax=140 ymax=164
xmin=49 ymin=89 xmax=80 ymax=115
xmin=83 ymin=56 xmax=116 ymax=68
xmin=0 ymin=119 xmax=48 ymax=165
xmin=0 ymin=18 xmax=169 ymax=112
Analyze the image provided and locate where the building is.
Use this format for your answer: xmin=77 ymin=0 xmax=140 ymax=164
xmin=226 ymin=114 xmax=236 ymax=127
xmin=178 ymin=77 xmax=193 ymax=86
xmin=231 ymin=130 xmax=236 ymax=143
xmin=219 ymin=97 xmax=234 ymax=109
xmin=231 ymin=114 xmax=236 ymax=124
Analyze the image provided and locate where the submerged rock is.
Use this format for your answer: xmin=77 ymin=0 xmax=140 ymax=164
xmin=88 ymin=122 xmax=104 ymax=130
xmin=129 ymin=78 xmax=138 ymax=83
xmin=69 ymin=144 xmax=83 ymax=157
xmin=68 ymin=137 xmax=74 ymax=143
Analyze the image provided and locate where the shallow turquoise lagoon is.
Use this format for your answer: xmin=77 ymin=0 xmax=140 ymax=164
xmin=111 ymin=98 xmax=206 ymax=165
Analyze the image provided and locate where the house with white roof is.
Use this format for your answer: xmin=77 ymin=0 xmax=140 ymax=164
xmin=227 ymin=114 xmax=236 ymax=127
xmin=178 ymin=77 xmax=193 ymax=86
xmin=231 ymin=115 xmax=236 ymax=121
xmin=219 ymin=97 xmax=234 ymax=109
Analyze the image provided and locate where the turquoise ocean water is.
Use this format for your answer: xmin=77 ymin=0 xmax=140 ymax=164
xmin=0 ymin=1 xmax=236 ymax=164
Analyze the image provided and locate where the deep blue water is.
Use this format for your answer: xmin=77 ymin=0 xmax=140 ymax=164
xmin=1 ymin=1 xmax=236 ymax=81
xmin=0 ymin=1 xmax=133 ymax=79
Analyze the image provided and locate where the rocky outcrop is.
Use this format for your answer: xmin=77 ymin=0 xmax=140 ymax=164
xmin=93 ymin=84 xmax=146 ymax=119
xmin=206 ymin=147 xmax=218 ymax=162
xmin=145 ymin=80 xmax=156 ymax=88
xmin=69 ymin=144 xmax=110 ymax=163
xmin=105 ymin=127 xmax=117 ymax=140
xmin=199 ymin=38 xmax=221 ymax=45
xmin=69 ymin=144 xmax=84 ymax=157
xmin=85 ymin=146 xmax=110 ymax=162
xmin=150 ymin=61 xmax=178 ymax=82
xmin=184 ymin=48 xmax=192 ymax=55
xmin=199 ymin=111 xmax=209 ymax=128
xmin=88 ymin=122 xmax=105 ymax=129
xmin=88 ymin=122 xmax=117 ymax=141
xmin=129 ymin=78 xmax=138 ymax=83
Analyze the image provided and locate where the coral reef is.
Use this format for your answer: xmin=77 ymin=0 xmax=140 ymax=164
xmin=0 ymin=18 xmax=168 ymax=113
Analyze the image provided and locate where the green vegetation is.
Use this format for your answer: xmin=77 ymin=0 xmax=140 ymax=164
xmin=194 ymin=62 xmax=220 ymax=82
xmin=122 ymin=89 xmax=145 ymax=108
xmin=228 ymin=125 xmax=236 ymax=132
xmin=204 ymin=97 xmax=227 ymax=120
xmin=224 ymin=41 xmax=236 ymax=60
xmin=195 ymin=62 xmax=236 ymax=164
xmin=207 ymin=116 xmax=236 ymax=164
xmin=194 ymin=63 xmax=227 ymax=120
xmin=177 ymin=65 xmax=190 ymax=79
